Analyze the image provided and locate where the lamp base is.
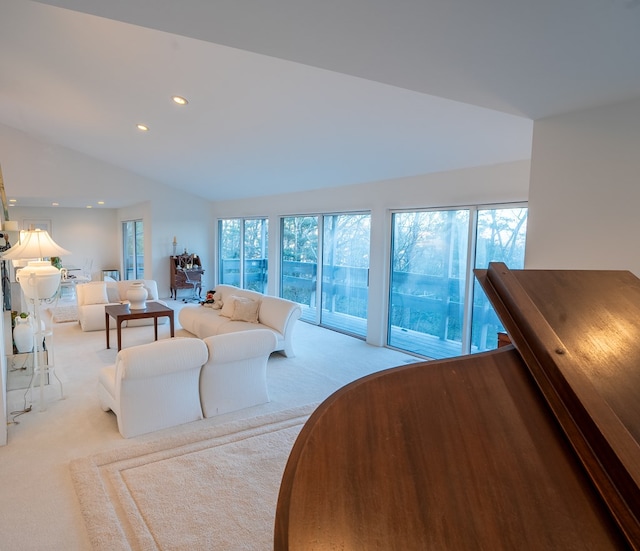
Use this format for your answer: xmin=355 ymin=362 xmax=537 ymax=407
xmin=16 ymin=261 xmax=61 ymax=300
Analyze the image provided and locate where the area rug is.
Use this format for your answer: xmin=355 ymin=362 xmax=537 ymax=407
xmin=51 ymin=304 xmax=79 ymax=323
xmin=70 ymin=404 xmax=316 ymax=551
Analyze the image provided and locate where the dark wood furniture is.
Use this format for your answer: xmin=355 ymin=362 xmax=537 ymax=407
xmin=274 ymin=263 xmax=640 ymax=550
xmin=497 ymin=330 xmax=511 ymax=347
xmin=170 ymin=253 xmax=204 ymax=300
xmin=104 ymin=302 xmax=175 ymax=351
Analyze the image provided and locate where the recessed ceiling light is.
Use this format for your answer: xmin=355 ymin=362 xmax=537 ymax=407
xmin=86 ymin=205 xmax=93 ymax=209
xmin=9 ymin=199 xmax=16 ymax=203
xmin=136 ymin=124 xmax=149 ymax=131
xmin=52 ymin=202 xmax=59 ymax=206
xmin=98 ymin=201 xmax=105 ymax=205
xmin=172 ymin=96 xmax=188 ymax=106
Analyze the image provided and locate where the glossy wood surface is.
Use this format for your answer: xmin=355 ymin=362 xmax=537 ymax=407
xmin=275 ymin=264 xmax=640 ymax=550
xmin=170 ymin=254 xmax=204 ymax=299
xmin=478 ymin=264 xmax=640 ymax=543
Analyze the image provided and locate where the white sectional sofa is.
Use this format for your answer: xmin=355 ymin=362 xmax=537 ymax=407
xmin=97 ymin=331 xmax=277 ymax=438
xmin=76 ymin=279 xmax=167 ymax=332
xmin=178 ymin=284 xmax=302 ymax=357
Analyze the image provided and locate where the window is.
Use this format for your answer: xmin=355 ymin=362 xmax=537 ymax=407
xmin=281 ymin=213 xmax=370 ymax=338
xmin=471 ymin=206 xmax=528 ymax=351
xmin=388 ymin=205 xmax=527 ymax=359
xmin=122 ymin=219 xmax=143 ymax=280
xmin=389 ymin=210 xmax=469 ymax=358
xmin=281 ymin=216 xmax=318 ymax=322
xmin=218 ymin=218 xmax=268 ymax=292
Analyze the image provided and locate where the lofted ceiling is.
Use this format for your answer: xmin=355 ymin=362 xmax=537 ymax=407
xmin=1 ymin=0 xmax=640 ymax=208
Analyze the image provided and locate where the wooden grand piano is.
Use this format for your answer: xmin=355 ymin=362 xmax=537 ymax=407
xmin=275 ymin=263 xmax=640 ymax=549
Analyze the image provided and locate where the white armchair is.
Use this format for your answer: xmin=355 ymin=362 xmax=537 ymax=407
xmin=200 ymin=329 xmax=277 ymax=418
xmin=98 ymin=337 xmax=208 ymax=438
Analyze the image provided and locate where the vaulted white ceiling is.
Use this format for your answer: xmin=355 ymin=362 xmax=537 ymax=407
xmin=1 ymin=0 xmax=639 ymax=207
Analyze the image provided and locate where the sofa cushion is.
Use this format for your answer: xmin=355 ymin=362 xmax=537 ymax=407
xmin=106 ymin=283 xmax=121 ymax=303
xmin=230 ymin=297 xmax=261 ymax=323
xmin=83 ymin=282 xmax=109 ymax=305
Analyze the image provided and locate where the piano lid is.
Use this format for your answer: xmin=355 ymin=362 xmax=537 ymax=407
xmin=275 ymin=263 xmax=640 ymax=549
xmin=476 ymin=263 xmax=640 ymax=544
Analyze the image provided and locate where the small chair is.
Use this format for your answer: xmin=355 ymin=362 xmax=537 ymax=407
xmin=97 ymin=337 xmax=208 ymax=438
xmin=182 ymin=267 xmax=202 ymax=303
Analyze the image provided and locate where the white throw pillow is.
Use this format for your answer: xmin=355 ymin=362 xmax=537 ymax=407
xmin=82 ymin=283 xmax=108 ymax=305
xmin=219 ymin=295 xmax=238 ymax=318
xmin=230 ymin=297 xmax=261 ymax=323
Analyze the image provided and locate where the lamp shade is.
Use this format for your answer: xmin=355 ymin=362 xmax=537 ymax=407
xmin=2 ymin=228 xmax=71 ymax=260
xmin=1 ymin=229 xmax=71 ymax=300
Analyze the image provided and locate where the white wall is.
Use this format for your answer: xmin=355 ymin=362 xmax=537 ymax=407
xmin=211 ymin=160 xmax=531 ymax=345
xmin=526 ymin=96 xmax=640 ymax=276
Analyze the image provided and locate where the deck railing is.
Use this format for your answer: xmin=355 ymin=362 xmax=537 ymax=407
xmin=220 ymin=259 xmax=501 ymax=358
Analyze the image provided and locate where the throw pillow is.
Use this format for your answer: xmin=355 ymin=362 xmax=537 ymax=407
xmin=82 ymin=283 xmax=109 ymax=305
xmin=231 ymin=297 xmax=260 ymax=323
xmin=219 ymin=295 xmax=238 ymax=318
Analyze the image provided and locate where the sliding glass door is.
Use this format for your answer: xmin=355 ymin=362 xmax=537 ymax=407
xmin=281 ymin=216 xmax=318 ymax=323
xmin=122 ymin=219 xmax=144 ymax=280
xmin=218 ymin=218 xmax=268 ymax=292
xmin=389 ymin=210 xmax=469 ymax=358
xmin=388 ymin=204 xmax=527 ymax=359
xmin=321 ymin=213 xmax=370 ymax=337
xmin=471 ymin=206 xmax=528 ymax=351
xmin=281 ymin=213 xmax=370 ymax=338
xmin=243 ymin=218 xmax=268 ymax=293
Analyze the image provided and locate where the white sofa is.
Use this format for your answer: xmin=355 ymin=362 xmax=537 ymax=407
xmin=179 ymin=284 xmax=302 ymax=357
xmin=98 ymin=330 xmax=277 ymax=438
xmin=76 ymin=279 xmax=167 ymax=332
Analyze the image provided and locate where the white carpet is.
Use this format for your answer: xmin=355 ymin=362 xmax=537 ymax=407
xmin=70 ymin=404 xmax=315 ymax=551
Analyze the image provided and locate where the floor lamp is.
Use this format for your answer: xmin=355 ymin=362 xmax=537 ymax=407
xmin=2 ymin=229 xmax=71 ymax=411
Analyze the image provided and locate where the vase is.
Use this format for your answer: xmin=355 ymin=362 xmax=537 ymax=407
xmin=126 ymin=282 xmax=148 ymax=310
xmin=13 ymin=317 xmax=34 ymax=353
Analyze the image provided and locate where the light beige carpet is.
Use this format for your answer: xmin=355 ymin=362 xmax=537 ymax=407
xmin=70 ymin=404 xmax=316 ymax=551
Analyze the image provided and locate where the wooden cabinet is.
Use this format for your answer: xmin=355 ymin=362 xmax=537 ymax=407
xmin=169 ymin=254 xmax=204 ymax=300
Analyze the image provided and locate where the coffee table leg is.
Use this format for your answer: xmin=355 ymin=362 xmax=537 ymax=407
xmin=105 ymin=312 xmax=110 ymax=349
xmin=154 ymin=317 xmax=159 ymax=341
xmin=117 ymin=320 xmax=123 ymax=351
xmin=170 ymin=312 xmax=175 ymax=338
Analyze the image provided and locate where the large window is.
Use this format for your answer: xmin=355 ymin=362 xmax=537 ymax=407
xmin=281 ymin=213 xmax=370 ymax=338
xmin=388 ymin=205 xmax=527 ymax=359
xmin=218 ymin=218 xmax=268 ymax=293
xmin=122 ymin=219 xmax=143 ymax=280
xmin=471 ymin=206 xmax=528 ymax=351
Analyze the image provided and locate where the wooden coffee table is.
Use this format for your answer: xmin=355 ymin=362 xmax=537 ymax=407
xmin=105 ymin=302 xmax=175 ymax=351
